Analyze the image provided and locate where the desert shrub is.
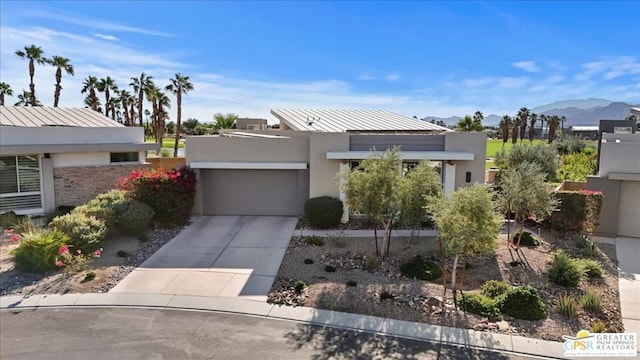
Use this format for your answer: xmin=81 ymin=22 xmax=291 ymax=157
xmin=548 ymin=250 xmax=585 ymax=287
xmin=118 ymin=166 xmax=197 ymax=226
xmin=0 ymin=211 xmax=23 ymax=229
xmin=580 ymin=288 xmax=602 ymax=312
xmin=159 ymin=149 xmax=172 ymax=158
xmin=494 ymin=143 xmax=558 ymax=181
xmin=364 ymin=257 xmax=379 ymax=271
xmin=457 ymin=292 xmax=501 ymax=319
xmin=346 ymin=280 xmax=357 ymax=287
xmin=551 ymin=190 xmax=603 ymax=235
xmin=303 ymin=196 xmax=344 ymax=229
xmin=481 ymin=280 xmax=511 ymax=298
xmin=511 ymin=231 xmax=539 ymax=247
xmin=558 ymin=153 xmax=596 ymax=182
xmin=12 ymin=228 xmax=70 ymax=273
xmin=305 ymin=235 xmax=325 ymax=247
xmin=577 ymin=236 xmax=600 ymax=258
xmin=77 ymin=190 xmax=129 ymax=228
xmin=498 ymin=285 xmax=548 ymax=320
xmin=324 ymin=265 xmax=336 ymax=272
xmin=83 ymin=271 xmax=96 ymax=282
xmin=45 ymin=205 xmax=75 ymax=225
xmin=380 ymin=291 xmax=394 ymax=301
xmin=50 ymin=212 xmax=106 ymax=254
xmin=591 ymin=321 xmax=606 ymax=333
xmin=293 ymin=280 xmax=306 ymax=293
xmin=116 ymin=199 xmax=155 ymax=235
xmin=578 ymin=258 xmax=604 ymax=278
xmin=556 ymin=295 xmax=578 ymax=318
xmin=399 ymin=255 xmax=442 ymax=280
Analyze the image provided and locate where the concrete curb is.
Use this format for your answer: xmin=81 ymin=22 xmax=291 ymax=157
xmin=295 ymin=229 xmax=438 ymax=238
xmin=1 ymin=293 xmax=567 ymax=359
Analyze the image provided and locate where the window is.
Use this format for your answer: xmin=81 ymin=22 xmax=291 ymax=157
xmin=110 ymin=152 xmax=139 ymax=163
xmin=0 ymin=155 xmax=42 ymax=212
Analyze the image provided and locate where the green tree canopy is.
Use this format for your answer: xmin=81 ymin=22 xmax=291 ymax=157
xmin=495 ymin=143 xmax=558 ymax=181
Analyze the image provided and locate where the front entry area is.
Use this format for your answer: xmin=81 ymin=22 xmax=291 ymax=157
xmin=200 ymin=169 xmax=309 ymax=216
xmin=617 ymin=181 xmax=640 ymax=238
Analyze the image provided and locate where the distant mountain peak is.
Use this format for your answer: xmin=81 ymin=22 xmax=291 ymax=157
xmin=531 ymin=98 xmax=614 ymax=113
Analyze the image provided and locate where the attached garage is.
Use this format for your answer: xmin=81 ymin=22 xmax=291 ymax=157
xmin=617 ymin=181 xmax=640 ymax=238
xmin=196 ymin=163 xmax=309 ymax=216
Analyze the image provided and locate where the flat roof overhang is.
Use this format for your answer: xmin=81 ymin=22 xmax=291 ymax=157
xmin=190 ymin=161 xmax=308 ymax=170
xmin=326 ymin=150 xmax=474 ymax=161
xmin=0 ymin=143 xmax=160 ymax=155
xmin=609 ymin=172 xmax=640 ymax=181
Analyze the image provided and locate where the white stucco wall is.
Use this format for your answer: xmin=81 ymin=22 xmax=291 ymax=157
xmin=0 ymin=127 xmax=145 ymax=146
xmin=599 ymin=133 xmax=640 ymax=176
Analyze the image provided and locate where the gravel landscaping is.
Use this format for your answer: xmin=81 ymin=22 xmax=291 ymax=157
xmin=0 ymin=226 xmax=183 ymax=296
xmin=268 ymin=227 xmax=624 ymax=341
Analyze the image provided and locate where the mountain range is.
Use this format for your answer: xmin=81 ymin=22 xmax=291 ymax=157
xmin=422 ymin=99 xmax=639 ymax=127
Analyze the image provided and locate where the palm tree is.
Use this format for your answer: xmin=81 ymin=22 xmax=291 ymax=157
xmin=560 ymin=116 xmax=566 ymax=140
xmin=166 ymin=73 xmax=195 ymax=157
xmin=500 ymin=115 xmax=511 ymax=149
xmin=49 ymin=55 xmax=74 ymax=107
xmin=213 ymin=113 xmax=238 ymax=132
xmin=14 ymin=90 xmax=35 ymax=106
xmin=0 ymin=82 xmax=13 ymax=106
xmin=547 ymin=115 xmax=560 ymax=144
xmin=516 ymin=107 xmax=530 ymax=143
xmin=98 ymin=76 xmax=118 ymax=117
xmin=83 ymin=94 xmax=101 ymax=112
xmin=81 ymin=76 xmax=100 ymax=111
xmin=130 ymin=72 xmax=154 ymax=127
xmin=511 ymin=116 xmax=520 ymax=145
xmin=539 ymin=114 xmax=547 ymax=140
xmin=528 ymin=113 xmax=537 ymax=142
xmin=155 ymin=91 xmax=171 ymax=145
xmin=109 ymin=96 xmax=121 ymax=121
xmin=15 ymin=45 xmax=47 ymax=106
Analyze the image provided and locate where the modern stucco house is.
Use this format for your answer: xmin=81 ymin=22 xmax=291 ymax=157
xmin=586 ymin=119 xmax=640 ymax=238
xmin=0 ymin=106 xmax=157 ymax=215
xmin=187 ymin=109 xmax=486 ymax=221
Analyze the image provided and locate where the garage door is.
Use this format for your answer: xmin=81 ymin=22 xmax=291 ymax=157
xmin=201 ymin=169 xmax=308 ymax=216
xmin=618 ymin=181 xmax=640 ymax=238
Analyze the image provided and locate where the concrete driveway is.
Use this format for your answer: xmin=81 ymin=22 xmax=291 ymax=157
xmin=110 ymin=216 xmax=298 ymax=301
xmin=616 ymin=236 xmax=640 ymax=336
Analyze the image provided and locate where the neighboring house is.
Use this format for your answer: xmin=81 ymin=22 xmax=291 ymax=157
xmin=586 ymin=118 xmax=640 ymax=238
xmin=236 ymin=118 xmax=268 ymax=131
xmin=0 ymin=106 xmax=158 ymax=215
xmin=186 ymin=109 xmax=486 ymax=221
xmin=568 ymin=125 xmax=600 ymax=140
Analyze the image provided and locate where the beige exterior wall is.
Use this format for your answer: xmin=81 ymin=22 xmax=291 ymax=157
xmin=598 ymin=133 xmax=640 ymax=176
xmin=53 ymin=163 xmax=149 ymax=207
xmin=443 ymin=132 xmax=487 ymax=188
xmin=586 ymin=176 xmax=620 ymax=237
xmin=52 ymin=152 xmax=110 ymax=167
xmin=308 ymin=133 xmax=350 ymax=199
xmin=186 ymin=135 xmax=309 ymax=163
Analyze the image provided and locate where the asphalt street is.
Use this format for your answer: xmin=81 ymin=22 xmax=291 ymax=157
xmin=0 ymin=307 xmax=538 ymax=360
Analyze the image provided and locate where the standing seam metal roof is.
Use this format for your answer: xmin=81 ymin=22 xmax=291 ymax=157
xmin=0 ymin=106 xmax=125 ymax=128
xmin=271 ymin=109 xmax=451 ymax=132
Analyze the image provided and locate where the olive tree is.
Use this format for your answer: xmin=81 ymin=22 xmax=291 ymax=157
xmin=494 ymin=143 xmax=558 ymax=181
xmin=498 ymin=162 xmax=558 ymax=249
xmin=339 ymin=148 xmax=441 ymax=258
xmin=429 ymin=184 xmax=503 ymax=300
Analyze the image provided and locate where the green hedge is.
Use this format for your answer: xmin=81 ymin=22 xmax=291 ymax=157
xmin=551 ymin=190 xmax=603 ymax=234
xmin=497 ymin=285 xmax=548 ymax=320
xmin=457 ymin=293 xmax=501 ymax=319
xmin=304 ymin=196 xmax=343 ymax=229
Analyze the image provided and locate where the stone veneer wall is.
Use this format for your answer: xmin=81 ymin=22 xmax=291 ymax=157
xmin=53 ymin=164 xmax=150 ymax=207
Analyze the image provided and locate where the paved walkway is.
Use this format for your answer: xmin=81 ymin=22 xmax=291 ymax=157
xmin=109 ymin=216 xmax=298 ymax=301
xmin=615 ymin=236 xmax=640 ymax=335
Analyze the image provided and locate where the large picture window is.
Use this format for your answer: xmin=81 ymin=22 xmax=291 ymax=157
xmin=0 ymin=155 xmax=42 ymax=212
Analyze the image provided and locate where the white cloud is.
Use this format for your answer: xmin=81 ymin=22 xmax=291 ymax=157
xmin=357 ymin=72 xmax=402 ymax=81
xmin=91 ymin=33 xmax=118 ymax=41
xmin=512 ymin=61 xmax=540 ymax=73
xmin=497 ymin=76 xmax=528 ymax=88
xmin=22 ymin=9 xmax=173 ymax=37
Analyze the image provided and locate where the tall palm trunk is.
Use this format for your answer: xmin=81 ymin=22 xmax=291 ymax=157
xmin=0 ymin=94 xmax=4 ymax=106
xmin=129 ymin=104 xmax=135 ymax=128
xmin=173 ymin=90 xmax=182 ymax=157
xmin=104 ymin=88 xmax=110 ymax=117
xmin=138 ymin=88 xmax=144 ymax=127
xmin=54 ymin=68 xmax=62 ymax=107
xmin=28 ymin=60 xmax=36 ymax=105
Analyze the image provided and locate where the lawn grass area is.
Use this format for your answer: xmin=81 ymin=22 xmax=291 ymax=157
xmin=145 ymin=137 xmax=184 ymax=149
xmin=486 ymin=139 xmax=547 ymax=157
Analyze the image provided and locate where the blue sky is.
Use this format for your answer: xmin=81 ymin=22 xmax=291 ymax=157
xmin=1 ymin=1 xmax=638 ymax=123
